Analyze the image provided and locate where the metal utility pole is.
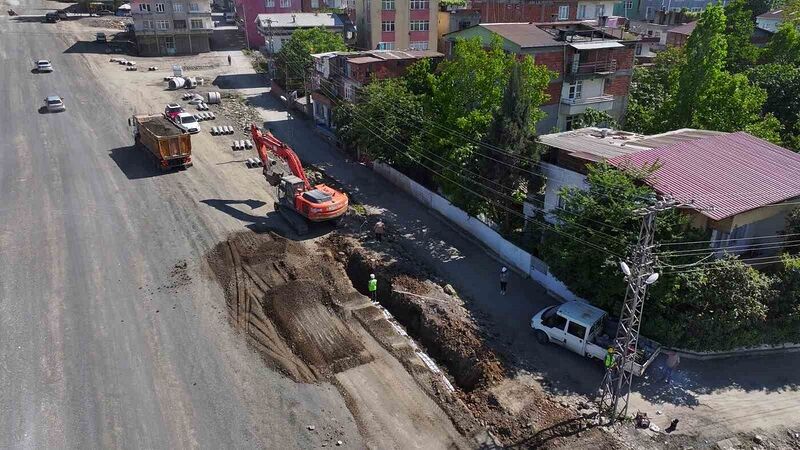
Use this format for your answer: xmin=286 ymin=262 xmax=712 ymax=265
xmin=598 ymin=196 xmax=689 ymax=424
xmin=265 ymin=17 xmax=276 ymax=79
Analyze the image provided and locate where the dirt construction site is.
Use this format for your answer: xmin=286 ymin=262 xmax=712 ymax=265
xmin=8 ymin=10 xmax=797 ymax=448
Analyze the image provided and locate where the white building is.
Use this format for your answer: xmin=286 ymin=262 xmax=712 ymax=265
xmin=130 ymin=0 xmax=213 ymax=55
xmin=255 ymin=13 xmax=355 ymax=54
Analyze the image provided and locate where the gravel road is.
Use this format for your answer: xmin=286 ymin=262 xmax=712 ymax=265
xmin=0 ymin=7 xmax=364 ymax=450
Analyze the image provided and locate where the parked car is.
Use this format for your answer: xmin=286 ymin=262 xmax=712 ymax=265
xmin=35 ymin=60 xmax=53 ymax=72
xmin=164 ymin=103 xmax=185 ymax=122
xmin=43 ymin=12 xmax=60 ymax=23
xmin=530 ymin=301 xmax=661 ymax=376
xmin=96 ymin=32 xmax=107 ymax=43
xmin=96 ymin=9 xmax=113 ymax=15
xmin=44 ymin=95 xmax=66 ymax=113
xmin=174 ymin=112 xmax=200 ymax=134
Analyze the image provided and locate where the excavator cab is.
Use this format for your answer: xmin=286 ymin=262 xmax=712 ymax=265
xmin=277 ymin=175 xmax=305 ymax=207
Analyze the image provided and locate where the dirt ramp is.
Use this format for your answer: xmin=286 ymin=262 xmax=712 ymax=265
xmin=205 ymin=231 xmax=372 ymax=382
xmin=262 ymin=281 xmax=371 ymax=376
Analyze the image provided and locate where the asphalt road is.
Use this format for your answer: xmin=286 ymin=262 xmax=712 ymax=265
xmin=0 ymin=7 xmax=361 ymax=450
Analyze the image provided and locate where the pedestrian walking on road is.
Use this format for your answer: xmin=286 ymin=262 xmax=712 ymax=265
xmin=663 ymin=351 xmax=680 ymax=383
xmin=499 ymin=266 xmax=509 ymax=296
xmin=227 ymin=55 xmax=232 ymax=66
xmin=368 ymin=273 xmax=378 ymax=302
xmin=374 ymin=220 xmax=385 ymax=242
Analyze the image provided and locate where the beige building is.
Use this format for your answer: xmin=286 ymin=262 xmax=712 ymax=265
xmin=356 ymin=0 xmax=439 ymax=51
xmin=131 ymin=0 xmax=213 ymax=55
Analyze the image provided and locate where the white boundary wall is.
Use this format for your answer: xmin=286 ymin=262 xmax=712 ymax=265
xmin=373 ymin=162 xmax=588 ymax=304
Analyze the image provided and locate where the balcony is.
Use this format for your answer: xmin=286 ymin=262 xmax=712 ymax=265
xmin=566 ymin=60 xmax=617 ymax=80
xmin=560 ymin=94 xmax=614 ymax=115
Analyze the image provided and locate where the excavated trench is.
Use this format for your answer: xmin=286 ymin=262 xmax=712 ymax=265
xmin=339 ymin=246 xmax=504 ymax=392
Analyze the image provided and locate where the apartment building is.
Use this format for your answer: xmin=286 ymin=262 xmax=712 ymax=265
xmin=131 ymin=0 xmax=213 ymax=55
xmin=444 ymin=22 xmax=635 ymax=133
xmin=356 ymin=0 xmax=439 ymax=51
xmin=234 ymin=0 xmax=351 ymax=48
xmin=467 ymin=0 xmax=615 ymax=23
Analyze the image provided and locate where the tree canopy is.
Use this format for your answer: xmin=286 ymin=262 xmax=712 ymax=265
xmin=275 ymin=27 xmax=347 ymax=92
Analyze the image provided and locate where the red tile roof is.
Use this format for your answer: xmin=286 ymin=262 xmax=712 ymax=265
xmin=609 ymin=132 xmax=800 ymax=221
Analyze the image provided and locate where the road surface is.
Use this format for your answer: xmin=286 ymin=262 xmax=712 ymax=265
xmin=0 ymin=5 xmax=364 ymax=449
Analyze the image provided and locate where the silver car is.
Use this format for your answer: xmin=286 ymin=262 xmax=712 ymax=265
xmin=44 ymin=95 xmax=66 ymax=112
xmin=36 ymin=60 xmax=53 ymax=72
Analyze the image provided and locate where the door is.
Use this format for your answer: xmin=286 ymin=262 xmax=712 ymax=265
xmin=542 ymin=313 xmax=568 ymax=346
xmin=565 ymin=321 xmax=588 ymax=355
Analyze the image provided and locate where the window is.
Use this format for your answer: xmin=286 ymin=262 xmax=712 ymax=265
xmin=645 ymin=6 xmax=653 ymax=18
xmin=568 ymin=80 xmax=582 ymax=99
xmin=173 ymin=3 xmax=183 ymax=12
xmin=156 ymin=20 xmax=169 ymax=29
xmin=409 ymin=0 xmax=428 ymax=9
xmin=595 ymin=4 xmax=605 ymax=17
xmin=635 ymin=43 xmax=642 ymax=55
xmin=311 ymin=0 xmax=318 ymax=7
xmin=165 ymin=36 xmax=175 ymax=49
xmin=577 ymin=4 xmax=586 ymax=18
xmin=409 ymin=20 xmax=429 ymax=31
xmin=558 ymin=5 xmax=569 ymax=20
xmin=265 ymin=0 xmax=274 ymax=6
xmin=139 ymin=3 xmax=151 ymax=11
xmin=141 ymin=19 xmax=152 ymax=28
xmin=567 ymin=321 xmax=587 ymax=339
xmin=458 ymin=20 xmax=471 ymax=29
xmin=377 ymin=41 xmax=395 ymax=50
xmin=381 ymin=20 xmax=394 ymax=32
xmin=625 ymin=0 xmax=633 ymax=8
xmin=155 ymin=3 xmax=165 ymax=12
xmin=190 ymin=18 xmax=204 ymax=28
xmin=189 ymin=2 xmax=200 ymax=11
xmin=382 ymin=0 xmax=394 ymax=9
xmin=345 ymin=84 xmax=357 ymax=101
xmin=544 ymin=314 xmax=568 ymax=331
xmin=173 ymin=19 xmax=186 ymax=28
xmin=409 ymin=41 xmax=429 ymax=50
xmin=280 ymin=0 xmax=291 ymax=6
xmin=690 ymin=7 xmax=701 ymax=12
xmin=565 ymin=114 xmax=578 ymax=130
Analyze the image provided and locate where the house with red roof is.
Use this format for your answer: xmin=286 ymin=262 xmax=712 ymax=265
xmin=534 ymin=128 xmax=800 ymax=257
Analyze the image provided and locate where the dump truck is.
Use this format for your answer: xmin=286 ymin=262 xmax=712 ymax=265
xmin=129 ymin=114 xmax=192 ymax=170
xmin=531 ymin=301 xmax=661 ymax=376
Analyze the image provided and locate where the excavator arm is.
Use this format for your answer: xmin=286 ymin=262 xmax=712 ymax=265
xmin=250 ymin=124 xmax=311 ymax=191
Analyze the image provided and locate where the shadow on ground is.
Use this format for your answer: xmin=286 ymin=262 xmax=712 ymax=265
xmin=64 ymin=39 xmax=132 ymax=55
xmin=212 ymin=74 xmax=267 ymax=90
xmin=200 ymin=198 xmax=334 ymax=239
xmin=109 ymin=146 xmax=172 ymax=180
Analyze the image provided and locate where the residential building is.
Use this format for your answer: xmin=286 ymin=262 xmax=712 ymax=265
xmin=131 ymin=0 xmax=213 ymax=55
xmin=234 ymin=0 xmax=346 ymax=48
xmin=624 ymin=0 xmax=709 ymax=21
xmin=444 ymin=22 xmax=636 ymax=133
xmin=533 ymin=128 xmax=800 ymax=257
xmin=664 ymin=20 xmax=695 ymax=47
xmin=310 ymin=49 xmax=443 ymax=130
xmin=436 ymin=4 xmax=480 ymax=53
xmin=255 ymin=13 xmax=356 ymax=54
xmin=756 ymin=9 xmax=796 ymax=32
xmin=356 ymin=0 xmax=440 ymax=51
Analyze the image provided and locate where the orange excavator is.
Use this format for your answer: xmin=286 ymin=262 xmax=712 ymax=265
xmin=250 ymin=124 xmax=348 ymax=235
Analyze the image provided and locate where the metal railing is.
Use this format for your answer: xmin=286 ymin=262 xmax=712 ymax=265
xmin=569 ymin=60 xmax=618 ymax=76
xmin=561 ymin=94 xmax=614 ymax=105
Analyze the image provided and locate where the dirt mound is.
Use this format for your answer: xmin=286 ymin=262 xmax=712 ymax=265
xmin=206 ymin=231 xmax=371 ymax=381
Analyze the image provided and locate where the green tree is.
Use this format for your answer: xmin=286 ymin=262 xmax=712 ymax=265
xmin=764 ymin=22 xmax=800 ymax=66
xmin=747 ymin=64 xmax=800 ymax=148
xmin=623 ymin=48 xmax=685 ymax=133
xmin=474 ymin=59 xmax=550 ymax=234
xmin=332 ymin=79 xmax=424 ymax=170
xmin=724 ymin=0 xmax=761 ymax=72
xmin=275 ymin=27 xmax=347 ymax=92
xmin=769 ymin=255 xmax=800 ymax=339
xmin=673 ymin=5 xmax=728 ymax=126
xmin=403 ymin=58 xmax=436 ymax=96
xmin=574 ymin=108 xmax=619 ymax=129
xmin=745 ymin=0 xmax=773 ymax=17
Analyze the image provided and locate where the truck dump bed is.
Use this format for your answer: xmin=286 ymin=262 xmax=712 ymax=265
xmin=134 ymin=114 xmax=191 ymax=162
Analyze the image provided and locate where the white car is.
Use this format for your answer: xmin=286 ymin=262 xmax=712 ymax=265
xmin=175 ymin=112 xmax=200 ymax=134
xmin=36 ymin=60 xmax=53 ymax=72
xmin=44 ymin=95 xmax=66 ymax=112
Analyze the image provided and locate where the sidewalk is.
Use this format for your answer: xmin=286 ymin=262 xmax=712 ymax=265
xmin=241 ymin=81 xmax=800 ymax=440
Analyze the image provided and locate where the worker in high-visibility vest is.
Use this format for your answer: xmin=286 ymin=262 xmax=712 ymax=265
xmin=368 ymin=273 xmax=378 ymax=302
xmin=605 ymin=347 xmax=617 ymax=369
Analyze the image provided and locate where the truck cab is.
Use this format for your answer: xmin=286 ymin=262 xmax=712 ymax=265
xmin=531 ymin=301 xmax=660 ymax=376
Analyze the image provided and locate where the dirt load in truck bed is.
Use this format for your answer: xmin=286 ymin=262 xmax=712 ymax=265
xmin=139 ymin=115 xmax=184 ymax=137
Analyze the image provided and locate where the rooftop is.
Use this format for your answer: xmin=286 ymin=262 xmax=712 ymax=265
xmin=446 ymin=22 xmax=623 ymax=49
xmin=609 ymin=132 xmax=800 ymax=221
xmin=757 ymin=9 xmax=786 ymax=20
xmin=538 ymin=127 xmax=647 ymax=162
xmin=478 ymin=22 xmax=563 ymax=48
xmin=255 ymin=13 xmax=344 ymax=29
xmin=312 ymin=49 xmax=443 ymax=61
xmin=667 ymin=21 xmax=697 ymax=36
xmin=558 ymin=301 xmax=607 ymax=327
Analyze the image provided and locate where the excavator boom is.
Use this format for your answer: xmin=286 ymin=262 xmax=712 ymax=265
xmin=250 ymin=124 xmax=311 ymax=190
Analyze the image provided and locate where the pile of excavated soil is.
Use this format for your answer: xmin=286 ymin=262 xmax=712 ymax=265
xmin=206 ymin=231 xmax=371 ymax=381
